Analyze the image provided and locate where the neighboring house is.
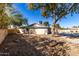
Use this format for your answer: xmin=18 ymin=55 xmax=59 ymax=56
xmin=8 ymin=23 xmax=50 ymax=35
xmin=8 ymin=24 xmax=28 ymax=34
xmin=29 ymin=23 xmax=49 ymax=35
xmin=59 ymin=28 xmax=79 ymax=33
xmin=8 ymin=23 xmax=26 ymax=29
xmin=8 ymin=24 xmax=20 ymax=29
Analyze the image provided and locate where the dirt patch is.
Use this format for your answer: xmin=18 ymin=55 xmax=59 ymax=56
xmin=0 ymin=33 xmax=69 ymax=56
xmin=0 ymin=33 xmax=42 ymax=56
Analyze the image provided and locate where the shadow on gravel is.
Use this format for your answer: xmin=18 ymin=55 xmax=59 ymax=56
xmin=59 ymin=33 xmax=79 ymax=38
xmin=0 ymin=33 xmax=43 ymax=56
xmin=0 ymin=33 xmax=70 ymax=56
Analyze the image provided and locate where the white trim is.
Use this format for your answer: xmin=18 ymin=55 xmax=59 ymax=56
xmin=0 ymin=0 xmax=79 ymax=3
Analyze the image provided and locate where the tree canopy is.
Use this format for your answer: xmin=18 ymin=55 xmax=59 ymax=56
xmin=28 ymin=3 xmax=79 ymax=23
xmin=0 ymin=3 xmax=11 ymax=28
xmin=43 ymin=21 xmax=50 ymax=26
xmin=0 ymin=3 xmax=28 ymax=28
xmin=28 ymin=3 xmax=79 ymax=34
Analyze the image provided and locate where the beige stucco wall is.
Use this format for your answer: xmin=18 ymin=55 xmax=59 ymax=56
xmin=35 ymin=29 xmax=48 ymax=35
xmin=0 ymin=29 xmax=8 ymax=44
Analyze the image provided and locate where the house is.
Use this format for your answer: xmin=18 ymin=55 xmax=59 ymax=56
xmin=8 ymin=23 xmax=50 ymax=35
xmin=8 ymin=24 xmax=28 ymax=34
xmin=59 ymin=28 xmax=79 ymax=34
xmin=29 ymin=23 xmax=49 ymax=35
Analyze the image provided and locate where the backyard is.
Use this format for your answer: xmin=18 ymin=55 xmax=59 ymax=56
xmin=0 ymin=3 xmax=79 ymax=56
xmin=0 ymin=32 xmax=70 ymax=56
xmin=0 ymin=29 xmax=79 ymax=56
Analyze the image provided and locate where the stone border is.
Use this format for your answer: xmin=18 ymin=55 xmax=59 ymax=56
xmin=0 ymin=29 xmax=8 ymax=44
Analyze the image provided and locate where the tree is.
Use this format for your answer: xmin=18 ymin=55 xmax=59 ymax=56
xmin=13 ymin=13 xmax=24 ymax=26
xmin=39 ymin=21 xmax=43 ymax=24
xmin=56 ymin=24 xmax=61 ymax=29
xmin=73 ymin=26 xmax=78 ymax=28
xmin=0 ymin=3 xmax=28 ymax=29
xmin=23 ymin=18 xmax=28 ymax=25
xmin=5 ymin=4 xmax=28 ymax=28
xmin=43 ymin=21 xmax=49 ymax=26
xmin=0 ymin=3 xmax=11 ymax=28
xmin=28 ymin=3 xmax=79 ymax=35
xmin=0 ymin=3 xmax=23 ymax=28
xmin=6 ymin=4 xmax=22 ymax=26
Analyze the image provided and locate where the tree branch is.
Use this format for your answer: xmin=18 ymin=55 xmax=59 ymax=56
xmin=56 ymin=3 xmax=77 ymax=23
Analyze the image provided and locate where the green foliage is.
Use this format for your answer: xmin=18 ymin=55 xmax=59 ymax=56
xmin=0 ymin=3 xmax=28 ymax=28
xmin=28 ymin=3 xmax=79 ymax=34
xmin=28 ymin=3 xmax=79 ymax=23
xmin=13 ymin=13 xmax=25 ymax=26
xmin=6 ymin=4 xmax=28 ymax=27
xmin=55 ymin=24 xmax=61 ymax=29
xmin=39 ymin=21 xmax=43 ymax=24
xmin=43 ymin=21 xmax=49 ymax=26
xmin=20 ymin=26 xmax=34 ymax=30
xmin=0 ymin=3 xmax=11 ymax=28
xmin=72 ymin=26 xmax=79 ymax=28
xmin=28 ymin=3 xmax=34 ymax=10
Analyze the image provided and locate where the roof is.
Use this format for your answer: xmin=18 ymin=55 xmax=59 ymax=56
xmin=29 ymin=23 xmax=49 ymax=29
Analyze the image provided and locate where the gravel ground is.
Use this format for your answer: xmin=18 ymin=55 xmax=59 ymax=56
xmin=0 ymin=33 xmax=69 ymax=56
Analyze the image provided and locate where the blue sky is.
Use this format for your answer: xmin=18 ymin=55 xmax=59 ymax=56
xmin=13 ymin=3 xmax=79 ymax=28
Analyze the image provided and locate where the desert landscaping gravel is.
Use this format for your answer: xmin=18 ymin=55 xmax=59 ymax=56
xmin=0 ymin=33 xmax=69 ymax=56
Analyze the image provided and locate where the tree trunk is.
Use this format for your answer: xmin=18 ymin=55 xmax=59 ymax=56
xmin=52 ymin=15 xmax=56 ymax=35
xmin=56 ymin=26 xmax=58 ymax=34
xmin=52 ymin=16 xmax=59 ymax=36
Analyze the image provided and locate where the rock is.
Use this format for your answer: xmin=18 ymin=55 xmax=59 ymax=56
xmin=0 ymin=33 xmax=69 ymax=56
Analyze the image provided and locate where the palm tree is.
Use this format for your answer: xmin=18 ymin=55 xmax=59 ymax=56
xmin=0 ymin=3 xmax=11 ymax=28
xmin=0 ymin=3 xmax=28 ymax=29
xmin=5 ymin=4 xmax=28 ymax=28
